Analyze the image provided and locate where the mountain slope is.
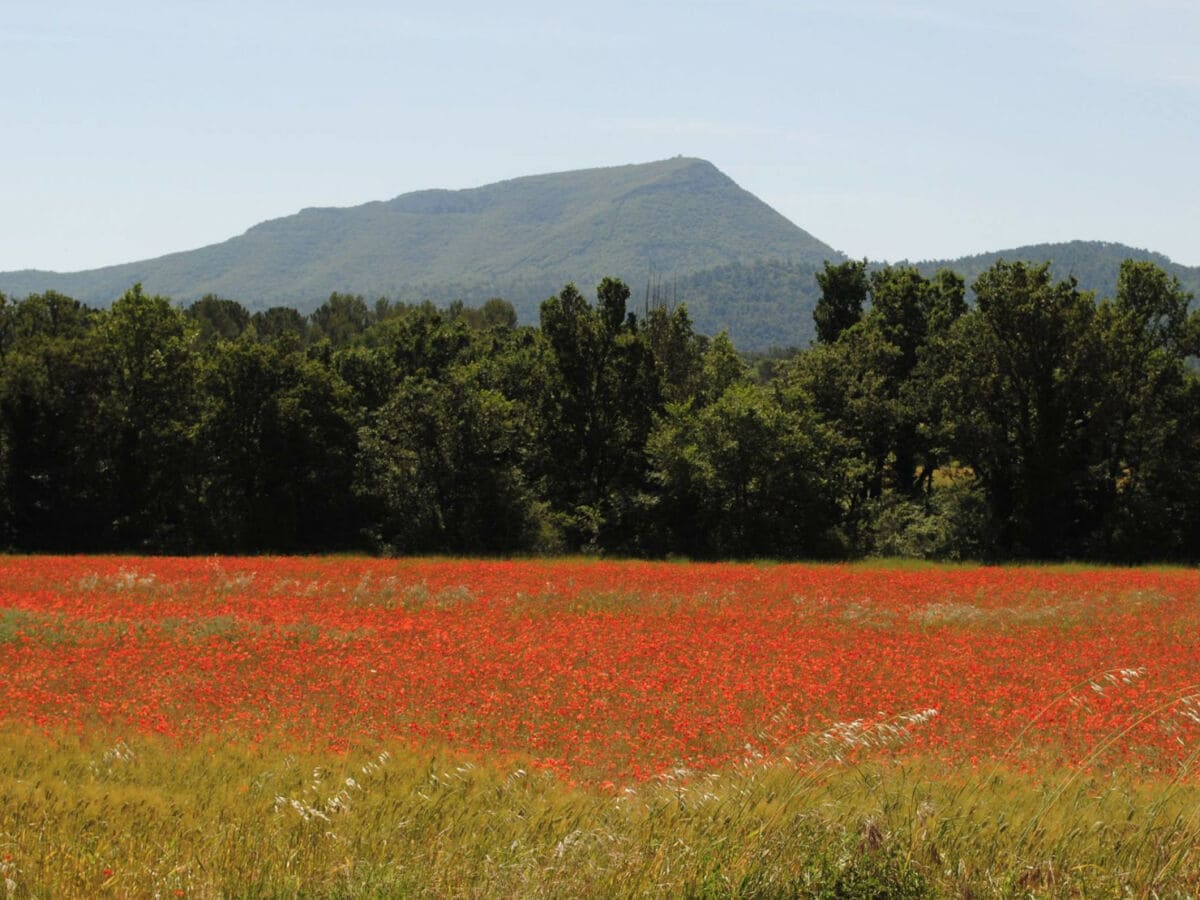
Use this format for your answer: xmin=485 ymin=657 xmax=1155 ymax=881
xmin=0 ymin=158 xmax=837 ymax=321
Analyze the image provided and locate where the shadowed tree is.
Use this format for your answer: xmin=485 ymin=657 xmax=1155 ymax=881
xmin=648 ymin=383 xmax=848 ymax=558
xmin=1085 ymin=260 xmax=1200 ymax=557
xmin=922 ymin=261 xmax=1099 ymax=557
xmin=93 ymin=284 xmax=200 ymax=548
xmin=355 ymin=372 xmax=538 ymax=553
xmin=195 ymin=338 xmax=360 ymax=551
xmin=813 ymin=259 xmax=867 ymax=344
xmin=0 ymin=326 xmax=111 ymax=549
xmin=309 ymin=292 xmax=374 ymax=346
xmin=186 ymin=295 xmax=251 ymax=343
xmin=534 ymin=278 xmax=659 ymax=550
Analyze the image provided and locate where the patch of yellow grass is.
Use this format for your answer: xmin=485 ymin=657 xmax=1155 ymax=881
xmin=3 ymin=728 xmax=1200 ymax=897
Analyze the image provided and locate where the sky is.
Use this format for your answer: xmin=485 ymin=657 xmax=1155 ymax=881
xmin=2 ymin=0 xmax=1197 ymax=272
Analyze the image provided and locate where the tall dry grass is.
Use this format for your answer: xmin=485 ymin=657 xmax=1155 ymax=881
xmin=3 ymin=723 xmax=1200 ymax=897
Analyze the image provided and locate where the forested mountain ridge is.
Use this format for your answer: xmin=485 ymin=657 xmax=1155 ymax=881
xmin=0 ymin=158 xmax=837 ymax=327
xmin=656 ymin=242 xmax=1200 ymax=351
xmin=2 ymin=160 xmax=1196 ymax=350
xmin=911 ymin=240 xmax=1200 ymax=302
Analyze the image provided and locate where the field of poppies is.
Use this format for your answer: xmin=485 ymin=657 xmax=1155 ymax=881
xmin=3 ymin=556 xmax=1200 ymax=896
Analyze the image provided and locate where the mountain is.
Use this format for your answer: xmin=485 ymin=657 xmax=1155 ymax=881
xmin=0 ymin=158 xmax=838 ymax=330
xmin=2 ymin=160 xmax=1196 ymax=351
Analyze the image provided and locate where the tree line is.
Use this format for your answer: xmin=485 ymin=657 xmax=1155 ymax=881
xmin=0 ymin=257 xmax=1196 ymax=561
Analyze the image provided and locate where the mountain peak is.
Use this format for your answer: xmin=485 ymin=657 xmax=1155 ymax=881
xmin=0 ymin=158 xmax=836 ymax=320
xmin=5 ymin=160 xmax=1190 ymax=352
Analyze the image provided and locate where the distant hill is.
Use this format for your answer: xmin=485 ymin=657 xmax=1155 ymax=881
xmin=0 ymin=158 xmax=838 ymax=334
xmin=666 ymin=242 xmax=1200 ymax=351
xmin=909 ymin=240 xmax=1200 ymax=302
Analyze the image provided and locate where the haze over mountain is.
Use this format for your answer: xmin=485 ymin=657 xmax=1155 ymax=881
xmin=1 ymin=158 xmax=1196 ymax=350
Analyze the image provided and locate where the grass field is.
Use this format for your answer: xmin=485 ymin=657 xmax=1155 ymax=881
xmin=3 ymin=556 xmax=1200 ymax=896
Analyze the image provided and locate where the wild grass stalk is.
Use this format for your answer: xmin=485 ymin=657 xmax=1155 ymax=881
xmin=5 ymin=720 xmax=1200 ymax=897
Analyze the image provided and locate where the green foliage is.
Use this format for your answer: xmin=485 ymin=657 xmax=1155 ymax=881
xmin=194 ymin=338 xmax=360 ymax=552
xmin=1085 ymin=261 xmax=1200 ymax=558
xmin=814 ymin=259 xmax=868 ymax=344
xmin=250 ymin=306 xmax=307 ymax=341
xmin=0 ymin=324 xmax=112 ymax=549
xmin=786 ymin=264 xmax=967 ymax=553
xmin=534 ymin=279 xmax=660 ymax=551
xmin=647 ymin=384 xmax=848 ymax=559
xmin=861 ymin=476 xmax=996 ymax=561
xmin=355 ymin=374 xmax=540 ymax=554
xmin=185 ymin=295 xmax=251 ymax=343
xmin=911 ymin=259 xmax=1200 ymax=559
xmin=2 ymin=289 xmax=94 ymax=347
xmin=309 ymin=292 xmax=373 ymax=345
xmin=94 ymin=285 xmax=200 ymax=548
xmin=0 ymin=254 xmax=1198 ymax=562
xmin=643 ymin=304 xmax=707 ymax=405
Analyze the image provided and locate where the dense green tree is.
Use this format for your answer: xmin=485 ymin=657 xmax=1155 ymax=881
xmin=309 ymin=292 xmax=374 ymax=346
xmin=0 ymin=292 xmax=8 ymax=363
xmin=250 ymin=306 xmax=307 ymax=341
xmin=450 ymin=297 xmax=518 ymax=331
xmin=4 ymin=290 xmax=94 ymax=349
xmin=1085 ymin=261 xmax=1200 ymax=557
xmin=922 ymin=262 xmax=1099 ymax=557
xmin=813 ymin=259 xmax=868 ymax=344
xmin=455 ymin=323 xmax=551 ymax=500
xmin=195 ymin=339 xmax=359 ymax=551
xmin=0 ymin=330 xmax=112 ymax=549
xmin=333 ymin=345 xmax=397 ymax=414
xmin=869 ymin=266 xmax=966 ymax=374
xmin=867 ymin=265 xmax=966 ymax=495
xmin=644 ymin=303 xmax=707 ymax=405
xmin=187 ymin=295 xmax=252 ymax=343
xmin=534 ymin=279 xmax=660 ymax=550
xmin=93 ymin=285 xmax=200 ymax=548
xmin=698 ymin=332 xmax=749 ymax=402
xmin=356 ymin=373 xmax=538 ymax=553
xmin=648 ymin=383 xmax=847 ymax=558
xmin=1 ymin=262 xmax=1197 ymax=563
xmin=331 ymin=302 xmax=477 ymax=416
xmin=789 ymin=265 xmax=966 ymax=550
xmin=786 ymin=324 xmax=899 ymax=549
xmin=364 ymin=303 xmax=472 ymax=379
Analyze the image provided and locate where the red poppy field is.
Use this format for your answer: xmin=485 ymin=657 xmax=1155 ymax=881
xmin=3 ymin=556 xmax=1199 ymax=780
xmin=3 ymin=556 xmax=1200 ymax=896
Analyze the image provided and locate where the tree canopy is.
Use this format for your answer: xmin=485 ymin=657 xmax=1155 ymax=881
xmin=0 ymin=260 xmax=1196 ymax=561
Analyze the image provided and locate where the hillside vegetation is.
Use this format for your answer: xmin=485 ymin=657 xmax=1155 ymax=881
xmin=2 ymin=161 xmax=1196 ymax=350
xmin=913 ymin=239 xmax=1200 ymax=304
xmin=0 ymin=158 xmax=835 ymax=333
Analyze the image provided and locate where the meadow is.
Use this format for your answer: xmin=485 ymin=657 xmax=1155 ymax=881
xmin=3 ymin=556 xmax=1200 ymax=896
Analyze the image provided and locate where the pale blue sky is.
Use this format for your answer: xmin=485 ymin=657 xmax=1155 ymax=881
xmin=3 ymin=0 xmax=1197 ymax=272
